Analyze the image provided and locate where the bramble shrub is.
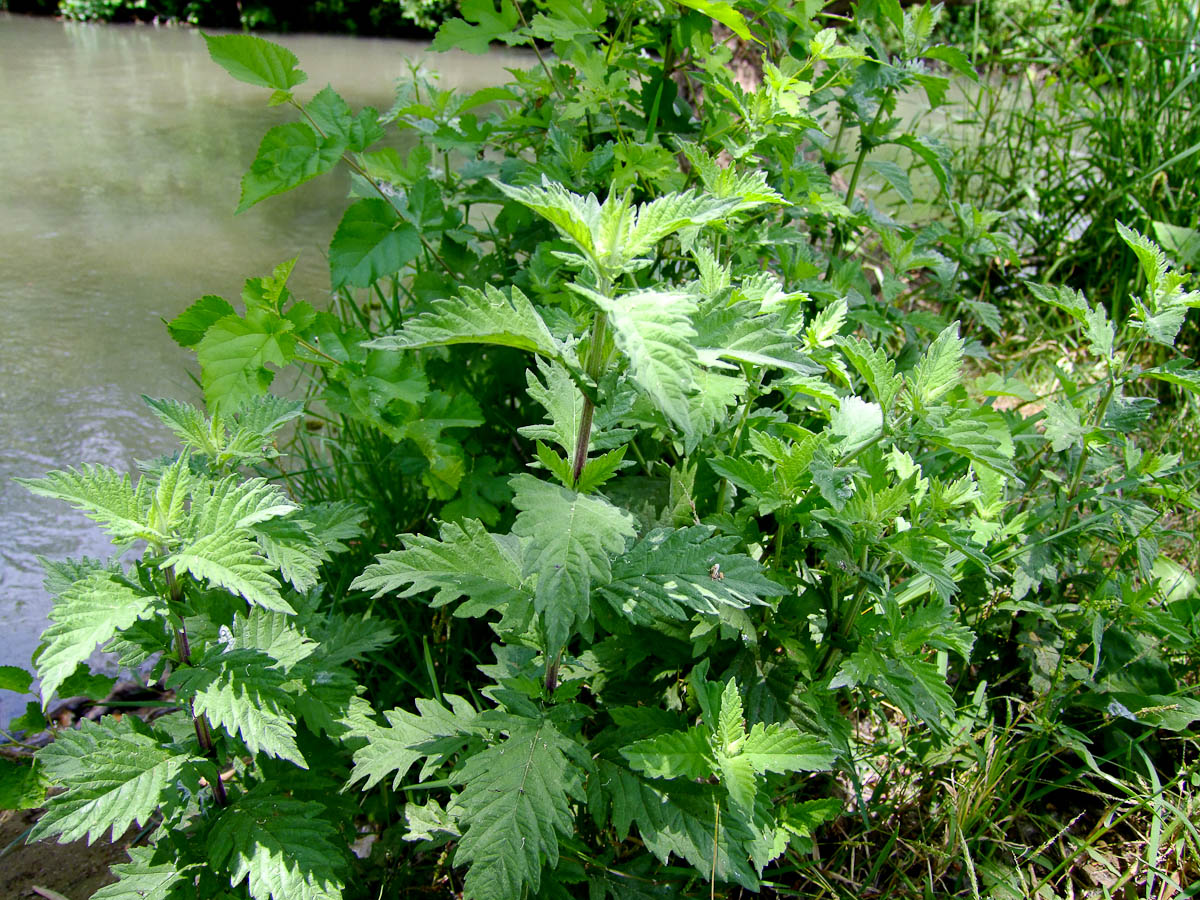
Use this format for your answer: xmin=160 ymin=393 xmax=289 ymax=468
xmin=5 ymin=1 xmax=1199 ymax=898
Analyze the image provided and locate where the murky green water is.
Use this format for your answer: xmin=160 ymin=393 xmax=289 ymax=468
xmin=0 ymin=13 xmax=520 ymax=722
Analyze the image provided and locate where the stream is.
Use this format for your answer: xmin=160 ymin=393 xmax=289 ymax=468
xmin=0 ymin=13 xmax=520 ymax=723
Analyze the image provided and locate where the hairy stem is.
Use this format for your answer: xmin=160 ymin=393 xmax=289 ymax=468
xmin=164 ymin=566 xmax=227 ymax=807
xmin=571 ymin=288 xmax=611 ymax=486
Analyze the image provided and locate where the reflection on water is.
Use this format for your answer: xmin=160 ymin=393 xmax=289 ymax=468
xmin=0 ymin=13 xmax=520 ymax=722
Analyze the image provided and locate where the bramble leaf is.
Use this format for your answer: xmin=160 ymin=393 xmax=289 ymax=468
xmin=238 ymin=122 xmax=344 ymax=213
xmin=204 ymin=33 xmax=307 ymax=92
xmin=328 ymin=198 xmax=422 ymax=290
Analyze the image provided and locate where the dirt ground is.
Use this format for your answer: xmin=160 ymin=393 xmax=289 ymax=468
xmin=0 ymin=808 xmax=126 ymax=900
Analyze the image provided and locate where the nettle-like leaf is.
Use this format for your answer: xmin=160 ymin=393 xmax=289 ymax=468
xmin=838 ymin=335 xmax=903 ymax=412
xmin=348 ymin=694 xmax=479 ymax=790
xmin=497 ymin=177 xmax=735 ymax=273
xmin=601 ymin=526 xmax=778 ymax=623
xmin=624 ymin=680 xmax=832 ymax=815
xmin=366 ymin=284 xmax=566 ymax=359
xmin=511 ymin=475 xmax=637 ymax=651
xmin=352 ymin=518 xmax=530 ymax=618
xmin=596 ymin=760 xmax=762 ymax=888
xmin=30 ymin=717 xmax=198 ymax=845
xmin=574 ymin=285 xmax=701 ymax=434
xmin=910 ymin=323 xmax=964 ymax=407
xmin=430 ymin=0 xmax=521 ymax=54
xmin=1117 ymin=221 xmax=1200 ymax=346
xmin=19 ymin=464 xmax=155 ymax=546
xmin=89 ymin=847 xmax=189 ymax=900
xmin=208 ymin=788 xmax=346 ymax=900
xmin=166 ymin=531 xmax=293 ymax=614
xmin=170 ymin=648 xmax=305 ymax=766
xmin=37 ymin=572 xmax=159 ymax=706
xmin=519 ymin=358 xmax=634 ymax=457
xmin=450 ymin=716 xmax=586 ymax=900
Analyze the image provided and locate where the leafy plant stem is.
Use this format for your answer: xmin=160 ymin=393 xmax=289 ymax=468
xmin=572 ymin=282 xmax=612 ymax=485
xmin=164 ymin=564 xmax=227 ymax=807
xmin=1057 ymin=378 xmax=1115 ymax=532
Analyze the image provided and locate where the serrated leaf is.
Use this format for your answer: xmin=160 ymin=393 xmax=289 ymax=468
xmin=231 ymin=607 xmax=317 ymax=670
xmin=171 ymin=648 xmax=304 ymax=766
xmin=166 ymin=533 xmax=292 ymax=613
xmin=452 ymin=716 xmax=585 ymax=900
xmin=431 ymin=0 xmax=521 ymax=54
xmin=366 ymin=285 xmax=563 ymax=359
xmin=717 ymin=680 xmax=745 ymax=751
xmin=596 ymin=760 xmax=760 ymax=888
xmin=838 ymin=335 xmax=903 ymax=411
xmin=90 ymin=847 xmax=187 ymax=900
xmin=911 ymin=323 xmax=964 ymax=406
xmin=622 ymin=726 xmax=712 ymax=780
xmin=0 ymin=665 xmax=34 ymax=694
xmin=253 ymin=518 xmax=322 ymax=592
xmin=204 ymin=33 xmax=307 ymax=91
xmin=168 ymin=294 xmax=237 ymax=347
xmin=348 ymin=695 xmax=477 ymax=789
xmin=579 ymin=286 xmax=700 ymax=434
xmin=37 ymin=572 xmax=158 ymax=705
xmin=739 ymin=724 xmax=834 ymax=773
xmin=208 ymin=789 xmax=346 ymax=900
xmin=865 ymin=159 xmax=913 ymax=205
xmin=19 ymin=465 xmax=154 ymax=546
xmin=352 ymin=518 xmax=529 ymax=617
xmin=602 ymin=527 xmax=776 ymax=623
xmin=925 ymin=406 xmax=1016 ymax=476
xmin=238 ymin=122 xmax=344 ymax=213
xmin=511 ymin=475 xmax=636 ymax=651
xmin=0 ymin=756 xmax=46 ymax=810
xmin=328 ymin=198 xmax=422 ymax=289
xmin=30 ymin=717 xmax=195 ymax=844
xmin=196 ymin=311 xmax=297 ymax=413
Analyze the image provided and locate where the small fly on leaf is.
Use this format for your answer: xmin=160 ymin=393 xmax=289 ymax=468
xmin=709 ymin=564 xmax=724 ymax=581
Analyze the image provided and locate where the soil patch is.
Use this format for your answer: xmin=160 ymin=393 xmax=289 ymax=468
xmin=0 ymin=809 xmax=127 ymax=900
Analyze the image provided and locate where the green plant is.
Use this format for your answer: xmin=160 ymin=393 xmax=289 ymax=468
xmin=12 ymin=396 xmax=394 ymax=898
xmin=8 ymin=1 xmax=1200 ymax=897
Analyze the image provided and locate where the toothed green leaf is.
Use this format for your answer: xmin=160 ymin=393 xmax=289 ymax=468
xmin=451 ymin=716 xmax=585 ymax=900
xmin=89 ymin=847 xmax=189 ymax=900
xmin=208 ymin=788 xmax=346 ymax=900
xmin=622 ymin=726 xmax=712 ymax=780
xmin=348 ymin=695 xmax=478 ymax=790
xmin=30 ymin=717 xmax=197 ymax=845
xmin=203 ymin=33 xmax=307 ymax=91
xmin=511 ymin=475 xmax=636 ymax=652
xmin=19 ymin=465 xmax=155 ymax=546
xmin=911 ymin=323 xmax=964 ymax=407
xmin=171 ymin=648 xmax=305 ymax=767
xmin=352 ymin=518 xmax=530 ymax=617
xmin=366 ymin=285 xmax=564 ymax=359
xmin=36 ymin=572 xmax=158 ymax=706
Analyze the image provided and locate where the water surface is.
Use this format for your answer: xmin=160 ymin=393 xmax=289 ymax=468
xmin=0 ymin=14 xmax=518 ymax=722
